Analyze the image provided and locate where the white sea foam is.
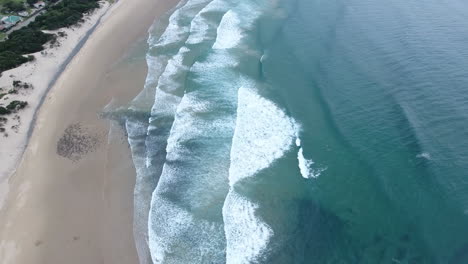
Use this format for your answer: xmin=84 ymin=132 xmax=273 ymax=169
xmin=125 ymin=120 xmax=150 ymax=176
xmin=186 ymin=0 xmax=228 ymax=45
xmin=150 ymin=89 xmax=184 ymax=119
xmin=149 ymin=0 xmax=230 ymax=118
xmin=223 ymin=191 xmax=273 ymax=264
xmin=296 ymin=138 xmax=325 ymax=179
xmin=147 ymin=47 xmax=239 ymax=264
xmin=165 ymin=90 xmax=236 ymax=156
xmin=186 ymin=14 xmax=210 ymax=45
xmin=155 ymin=0 xmax=212 ymax=47
xmin=144 ymin=55 xmax=165 ymax=85
xmin=224 ymin=83 xmax=297 ymax=263
xmin=228 ymin=84 xmax=297 ymax=185
xmin=125 ymin=117 xmax=156 ymax=264
xmin=148 ymin=197 xmax=193 ymax=263
xmin=160 ymin=48 xmax=190 ymax=79
xmin=149 ymin=194 xmax=226 ymax=264
xmin=297 ymin=147 xmax=324 ymax=179
xmin=148 ymin=92 xmax=234 ymax=263
xmin=154 ymin=8 xmax=188 ymax=47
xmin=416 ymin=152 xmax=431 ymax=160
xmin=144 ymin=0 xmax=297 ymax=262
xmin=129 ymin=2 xmax=219 ymax=262
xmin=149 ymin=47 xmax=189 ymax=108
xmin=213 ymin=10 xmax=242 ymax=49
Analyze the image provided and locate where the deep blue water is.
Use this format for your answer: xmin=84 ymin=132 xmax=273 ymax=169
xmin=120 ymin=0 xmax=468 ymax=262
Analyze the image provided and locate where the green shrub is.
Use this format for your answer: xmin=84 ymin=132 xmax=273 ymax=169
xmin=6 ymin=100 xmax=28 ymax=110
xmin=0 ymin=29 xmax=52 ymax=73
xmin=0 ymin=51 xmax=29 ymax=72
xmin=2 ymin=1 xmax=26 ymax=12
xmin=0 ymin=28 xmax=54 ymax=54
xmin=27 ymin=0 xmax=38 ymax=7
xmin=0 ymin=107 xmax=11 ymax=115
xmin=30 ymin=0 xmax=100 ymax=30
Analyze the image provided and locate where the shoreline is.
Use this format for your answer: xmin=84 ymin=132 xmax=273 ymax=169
xmin=0 ymin=1 xmax=112 ymax=208
xmin=0 ymin=0 xmax=179 ymax=263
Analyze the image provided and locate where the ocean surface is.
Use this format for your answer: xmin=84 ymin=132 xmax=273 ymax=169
xmin=118 ymin=0 xmax=468 ymax=263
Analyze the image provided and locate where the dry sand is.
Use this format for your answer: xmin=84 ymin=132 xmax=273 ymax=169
xmin=0 ymin=0 xmax=178 ymax=263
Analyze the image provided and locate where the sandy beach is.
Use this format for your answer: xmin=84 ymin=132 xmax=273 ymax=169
xmin=0 ymin=0 xmax=178 ymax=263
xmin=0 ymin=1 xmax=111 ymax=207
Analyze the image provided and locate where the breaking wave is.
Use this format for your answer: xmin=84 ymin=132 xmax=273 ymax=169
xmin=113 ymin=0 xmax=468 ymax=262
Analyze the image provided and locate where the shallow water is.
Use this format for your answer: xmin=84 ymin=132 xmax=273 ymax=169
xmin=118 ymin=0 xmax=468 ymax=262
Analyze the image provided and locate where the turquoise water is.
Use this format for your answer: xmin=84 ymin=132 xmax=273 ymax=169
xmin=121 ymin=0 xmax=468 ymax=263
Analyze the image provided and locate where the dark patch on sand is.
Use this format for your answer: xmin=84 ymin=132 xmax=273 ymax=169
xmin=56 ymin=123 xmax=102 ymax=161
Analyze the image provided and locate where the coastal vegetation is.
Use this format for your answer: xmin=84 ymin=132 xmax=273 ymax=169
xmin=0 ymin=50 xmax=34 ymax=72
xmin=6 ymin=100 xmax=27 ymax=110
xmin=0 ymin=27 xmax=50 ymax=72
xmin=0 ymin=105 xmax=10 ymax=114
xmin=1 ymin=0 xmax=26 ymax=12
xmin=31 ymin=0 xmax=100 ymax=30
xmin=0 ymin=100 xmax=26 ymax=115
xmin=0 ymin=0 xmax=100 ymax=73
xmin=2 ymin=28 xmax=54 ymax=54
xmin=0 ymin=80 xmax=30 ymax=136
xmin=12 ymin=80 xmax=31 ymax=88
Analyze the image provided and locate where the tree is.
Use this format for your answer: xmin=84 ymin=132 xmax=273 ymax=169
xmin=27 ymin=0 xmax=38 ymax=7
xmin=2 ymin=1 xmax=26 ymax=12
xmin=0 ymin=51 xmax=29 ymax=72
